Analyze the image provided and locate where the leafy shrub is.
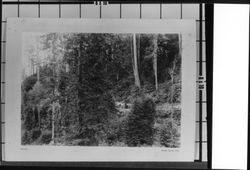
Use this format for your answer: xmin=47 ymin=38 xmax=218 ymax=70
xmin=22 ymin=128 xmax=43 ymax=145
xmin=75 ymin=126 xmax=99 ymax=146
xmin=77 ymin=138 xmax=92 ymax=146
xmin=31 ymin=128 xmax=41 ymax=140
xmin=106 ymin=115 xmax=128 ymax=145
xmin=125 ymin=96 xmax=156 ymax=146
xmin=76 ymin=91 xmax=117 ymax=145
xmin=23 ymin=107 xmax=36 ymax=131
xmin=173 ymin=84 xmax=181 ymax=103
xmin=160 ymin=122 xmax=172 ymax=147
xmin=160 ymin=121 xmax=180 ymax=148
xmin=173 ymin=109 xmax=181 ymax=126
xmin=22 ymin=131 xmax=32 ymax=145
xmin=22 ymin=74 xmax=37 ymax=92
xmin=40 ymin=130 xmax=52 ymax=144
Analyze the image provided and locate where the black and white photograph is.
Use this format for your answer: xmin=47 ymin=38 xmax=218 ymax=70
xmin=21 ymin=32 xmax=181 ymax=147
xmin=5 ymin=19 xmax=196 ymax=161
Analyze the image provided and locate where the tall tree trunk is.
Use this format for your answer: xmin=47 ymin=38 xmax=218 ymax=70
xmin=51 ymin=43 xmax=58 ymax=144
xmin=29 ymin=56 xmax=32 ymax=75
xmin=51 ymin=104 xmax=55 ymax=143
xmin=31 ymin=59 xmax=34 ymax=75
xmin=77 ymin=40 xmax=83 ymax=127
xmin=37 ymin=66 xmax=40 ymax=82
xmin=152 ymin=35 xmax=158 ymax=91
xmin=138 ymin=34 xmax=141 ymax=82
xmin=132 ymin=34 xmax=140 ymax=88
xmin=37 ymin=106 xmax=41 ymax=129
xmin=32 ymin=106 xmax=35 ymax=128
xmin=131 ymin=36 xmax=135 ymax=76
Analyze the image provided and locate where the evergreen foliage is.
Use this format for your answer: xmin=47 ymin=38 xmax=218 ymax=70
xmin=21 ymin=32 xmax=181 ymax=147
xmin=160 ymin=112 xmax=181 ymax=148
xmin=125 ymin=97 xmax=156 ymax=146
xmin=39 ymin=130 xmax=52 ymax=144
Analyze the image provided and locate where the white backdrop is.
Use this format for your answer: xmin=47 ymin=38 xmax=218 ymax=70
xmin=213 ymin=4 xmax=249 ymax=170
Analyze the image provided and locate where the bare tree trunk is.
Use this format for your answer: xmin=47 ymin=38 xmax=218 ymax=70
xmin=51 ymin=46 xmax=56 ymax=144
xmin=132 ymin=34 xmax=140 ymax=88
xmin=37 ymin=106 xmax=41 ymax=129
xmin=29 ymin=56 xmax=32 ymax=75
xmin=138 ymin=34 xmax=141 ymax=81
xmin=31 ymin=59 xmax=34 ymax=75
xmin=37 ymin=66 xmax=40 ymax=82
xmin=131 ymin=36 xmax=135 ymax=76
xmin=152 ymin=35 xmax=158 ymax=91
xmin=77 ymin=40 xmax=83 ymax=128
xmin=32 ymin=106 xmax=35 ymax=127
xmin=51 ymin=104 xmax=55 ymax=144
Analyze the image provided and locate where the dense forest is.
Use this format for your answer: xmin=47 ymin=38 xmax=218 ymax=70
xmin=21 ymin=32 xmax=181 ymax=147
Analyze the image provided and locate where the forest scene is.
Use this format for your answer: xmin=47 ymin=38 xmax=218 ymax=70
xmin=21 ymin=32 xmax=181 ymax=147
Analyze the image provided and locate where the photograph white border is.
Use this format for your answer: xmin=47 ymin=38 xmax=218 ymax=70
xmin=4 ymin=18 xmax=196 ymax=162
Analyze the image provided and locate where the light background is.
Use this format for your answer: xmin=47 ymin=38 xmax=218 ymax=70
xmin=213 ymin=4 xmax=249 ymax=170
xmin=1 ymin=1 xmax=207 ymax=162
